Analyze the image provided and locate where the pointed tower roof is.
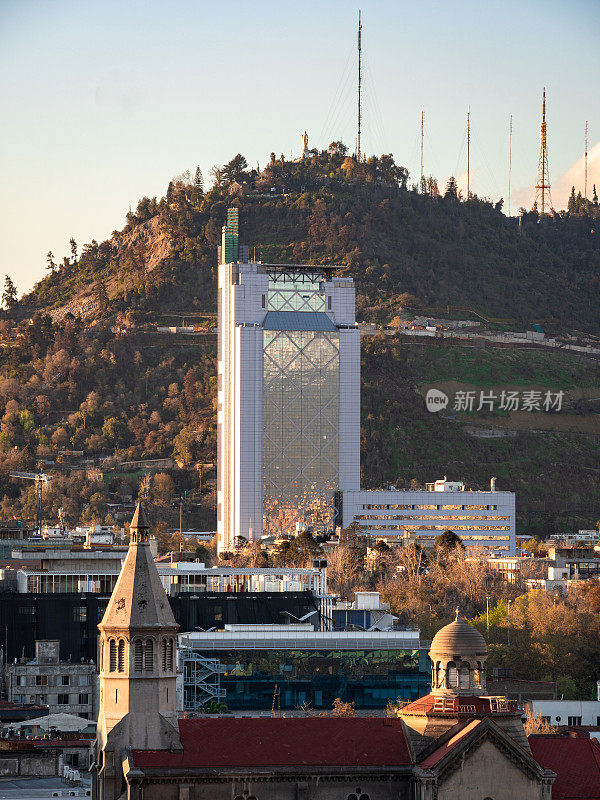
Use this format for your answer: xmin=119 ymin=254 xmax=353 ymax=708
xmin=99 ymin=502 xmax=177 ymax=632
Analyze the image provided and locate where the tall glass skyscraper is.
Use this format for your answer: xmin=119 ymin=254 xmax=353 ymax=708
xmin=217 ymin=214 xmax=360 ymax=552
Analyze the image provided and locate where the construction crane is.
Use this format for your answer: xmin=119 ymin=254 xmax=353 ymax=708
xmin=9 ymin=471 xmax=53 ymax=536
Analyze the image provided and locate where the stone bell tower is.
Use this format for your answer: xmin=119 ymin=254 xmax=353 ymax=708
xmin=93 ymin=503 xmax=181 ymax=800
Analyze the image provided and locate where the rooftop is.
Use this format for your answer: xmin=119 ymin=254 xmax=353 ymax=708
xmin=132 ymin=717 xmax=411 ymax=769
xmin=529 ymin=735 xmax=600 ymax=799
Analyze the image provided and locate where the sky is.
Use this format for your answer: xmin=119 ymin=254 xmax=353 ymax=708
xmin=1 ymin=0 xmax=599 ymax=295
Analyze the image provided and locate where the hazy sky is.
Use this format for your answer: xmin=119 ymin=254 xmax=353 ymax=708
xmin=1 ymin=0 xmax=599 ymax=295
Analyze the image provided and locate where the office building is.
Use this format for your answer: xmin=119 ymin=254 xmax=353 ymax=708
xmin=340 ymin=477 xmax=516 ymax=554
xmin=5 ymin=640 xmax=97 ymax=719
xmin=217 ymin=209 xmax=360 ymax=551
xmin=178 ymin=624 xmax=428 ymax=712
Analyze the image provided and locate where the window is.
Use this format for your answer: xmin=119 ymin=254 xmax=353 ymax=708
xmin=162 ymin=638 xmax=174 ymax=672
xmin=58 ymin=694 xmax=69 ymax=705
xmin=459 ymin=662 xmax=470 ymax=689
xmin=17 ymin=675 xmax=26 ymax=686
xmin=61 ymin=675 xmax=70 ymax=686
xmin=36 ymin=675 xmax=48 ymax=686
xmin=73 ymin=606 xmax=86 ymax=622
xmin=568 ymin=716 xmax=582 ymax=726
xmin=261 ymin=294 xmax=266 ymax=309
xmin=134 ymin=640 xmax=143 ymax=672
xmin=117 ymin=640 xmax=125 ymax=673
xmin=18 ymin=606 xmax=35 ymax=618
xmin=144 ymin=640 xmax=154 ymax=672
xmin=109 ymin=640 xmax=117 ymax=672
xmin=447 ymin=661 xmax=458 ymax=688
xmin=79 ymin=694 xmax=89 ymax=705
xmin=541 ymin=717 xmax=551 ymax=724
xmin=328 ymin=296 xmax=332 ymax=310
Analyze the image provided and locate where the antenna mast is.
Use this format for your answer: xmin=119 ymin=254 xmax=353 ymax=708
xmin=467 ymin=106 xmax=471 ymax=199
xmin=585 ymin=120 xmax=588 ymax=200
xmin=534 ymin=88 xmax=553 ymax=214
xmin=357 ymin=10 xmax=362 ymax=162
xmin=420 ymin=110 xmax=425 ymax=193
xmin=508 ymin=114 xmax=513 ymax=216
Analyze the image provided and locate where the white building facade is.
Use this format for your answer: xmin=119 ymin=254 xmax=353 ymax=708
xmin=217 ymin=255 xmax=360 ymax=552
xmin=340 ymin=479 xmax=516 ymax=554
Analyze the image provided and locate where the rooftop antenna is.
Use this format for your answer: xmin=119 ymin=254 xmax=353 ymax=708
xmin=467 ymin=106 xmax=471 ymax=199
xmin=534 ymin=88 xmax=553 ymax=214
xmin=420 ymin=110 xmax=425 ymax=193
xmin=508 ymin=114 xmax=513 ymax=216
xmin=357 ymin=10 xmax=362 ymax=162
xmin=585 ymin=120 xmax=588 ymax=200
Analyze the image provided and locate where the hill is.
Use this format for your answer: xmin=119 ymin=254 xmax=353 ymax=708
xmin=1 ymin=147 xmax=599 ymax=539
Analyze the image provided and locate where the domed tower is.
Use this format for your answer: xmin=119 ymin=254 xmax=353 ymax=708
xmin=399 ymin=610 xmax=530 ymax=753
xmin=429 ymin=608 xmax=487 ymax=697
xmin=93 ymin=503 xmax=181 ymax=800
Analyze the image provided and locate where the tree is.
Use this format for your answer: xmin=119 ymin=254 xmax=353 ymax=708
xmin=152 ymin=472 xmax=175 ymax=506
xmin=221 ymin=154 xmax=248 ymax=186
xmin=46 ymin=251 xmax=56 ymax=272
xmin=69 ymin=238 xmax=78 ymax=262
xmin=435 ymin=529 xmax=464 ymax=551
xmin=329 ymin=697 xmax=355 ymax=717
xmin=328 ymin=141 xmax=348 ymax=158
xmin=94 ymin=279 xmax=109 ymax=311
xmin=2 ymin=276 xmax=17 ymax=310
xmin=426 ymin=176 xmax=439 ymax=197
xmin=194 ymin=166 xmax=204 ymax=191
xmin=445 ymin=176 xmax=458 ymax=199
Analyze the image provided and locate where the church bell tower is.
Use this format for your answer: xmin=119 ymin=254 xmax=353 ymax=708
xmin=93 ymin=503 xmax=181 ymax=800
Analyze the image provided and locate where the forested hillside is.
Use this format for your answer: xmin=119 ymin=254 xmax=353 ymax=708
xmin=1 ymin=145 xmax=599 ymax=537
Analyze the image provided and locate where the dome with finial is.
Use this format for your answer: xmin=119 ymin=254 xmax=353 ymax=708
xmin=430 ymin=607 xmax=487 ymax=659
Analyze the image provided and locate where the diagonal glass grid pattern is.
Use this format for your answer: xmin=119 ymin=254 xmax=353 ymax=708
xmin=263 ymin=328 xmax=340 ymax=537
xmin=267 ymin=270 xmax=326 ymax=312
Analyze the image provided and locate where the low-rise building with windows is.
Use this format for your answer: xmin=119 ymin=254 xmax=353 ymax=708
xmin=178 ymin=624 xmax=428 ymax=712
xmin=339 ymin=477 xmax=516 ymax=554
xmin=5 ymin=640 xmax=97 ymax=719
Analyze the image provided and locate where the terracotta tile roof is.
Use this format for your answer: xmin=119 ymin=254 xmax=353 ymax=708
xmin=419 ymin=719 xmax=482 ymax=768
xmin=400 ymin=693 xmax=519 ymax=717
xmin=529 ymin=736 xmax=600 ymax=799
xmin=132 ymin=717 xmax=412 ymax=769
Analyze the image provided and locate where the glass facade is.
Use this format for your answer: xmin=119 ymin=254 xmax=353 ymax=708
xmin=263 ymin=329 xmax=339 ymax=537
xmin=267 ymin=270 xmax=326 ymax=312
xmin=186 ymin=648 xmax=430 ymax=711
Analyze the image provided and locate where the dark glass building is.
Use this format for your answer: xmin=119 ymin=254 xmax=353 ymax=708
xmin=180 ymin=631 xmax=430 ymax=712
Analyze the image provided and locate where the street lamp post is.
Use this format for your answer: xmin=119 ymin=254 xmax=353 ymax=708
xmin=486 ymin=595 xmax=491 ymax=635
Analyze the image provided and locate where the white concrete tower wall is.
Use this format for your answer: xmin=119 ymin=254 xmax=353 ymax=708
xmin=218 ymin=263 xmax=269 ymax=552
xmin=234 ymin=324 xmax=263 ymax=543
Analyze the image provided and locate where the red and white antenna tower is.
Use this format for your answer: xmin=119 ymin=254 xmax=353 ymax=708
xmin=584 ymin=120 xmax=588 ymax=200
xmin=357 ymin=10 xmax=362 ymax=162
xmin=534 ymin=88 xmax=553 ymax=214
xmin=420 ymin=110 xmax=426 ymax=193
